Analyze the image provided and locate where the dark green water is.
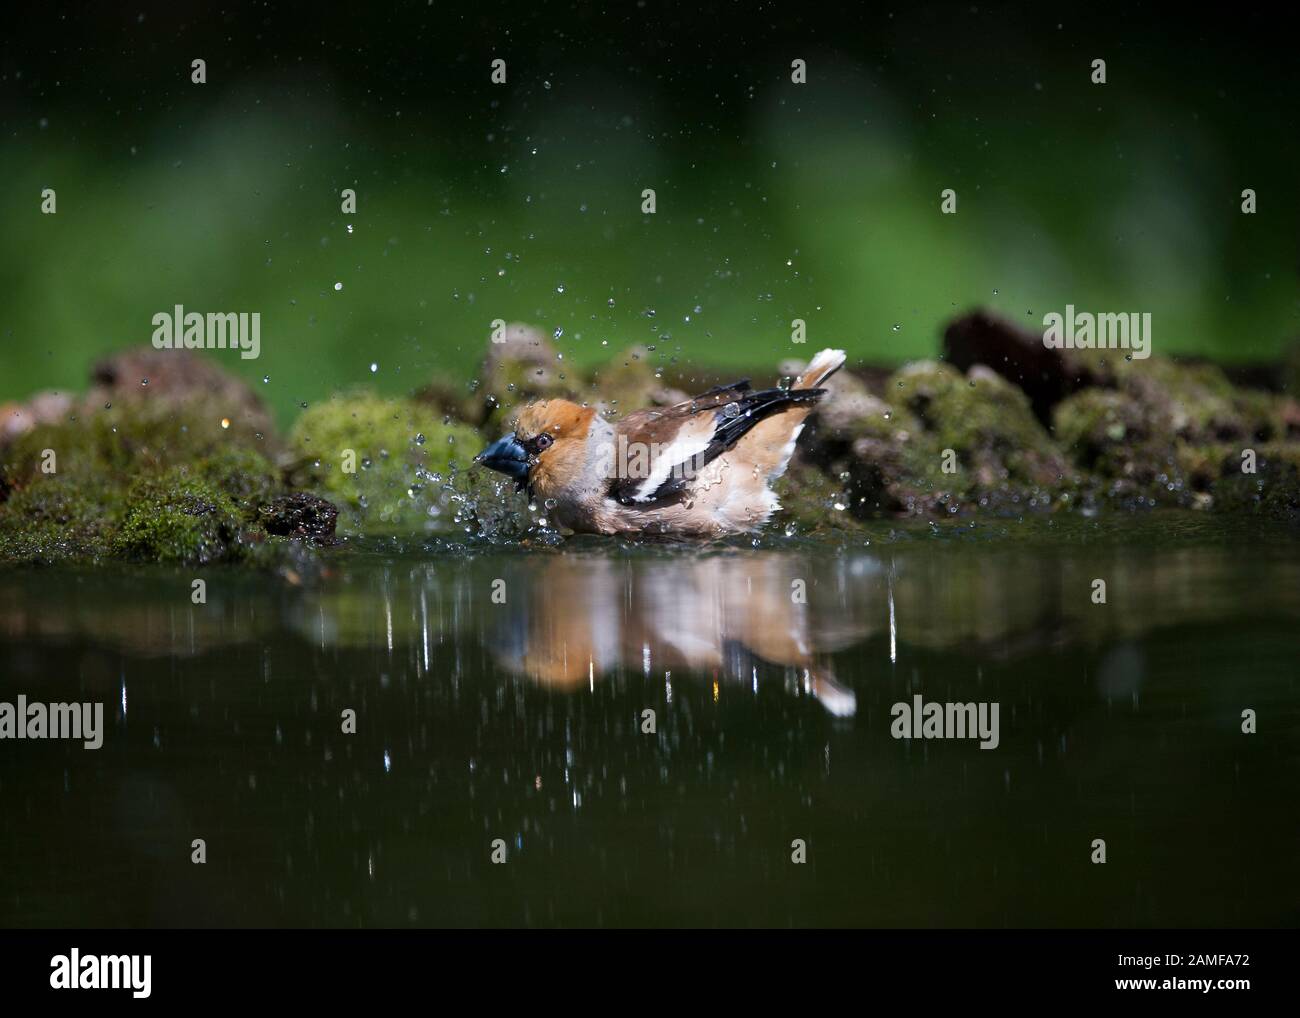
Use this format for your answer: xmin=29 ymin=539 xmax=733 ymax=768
xmin=1 ymin=513 xmax=1297 ymax=927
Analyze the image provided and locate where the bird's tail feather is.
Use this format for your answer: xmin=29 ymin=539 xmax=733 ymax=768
xmin=793 ymin=348 xmax=846 ymax=390
xmin=736 ymin=348 xmax=846 ymax=483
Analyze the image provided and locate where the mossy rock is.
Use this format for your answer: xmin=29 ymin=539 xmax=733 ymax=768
xmin=1113 ymin=358 xmax=1281 ymax=443
xmin=0 ymin=401 xmax=319 ymax=567
xmin=288 ymin=393 xmax=482 ymax=534
xmin=111 ymin=471 xmax=255 ymax=565
xmin=1054 ymin=357 xmax=1291 ymax=508
xmin=1 ymin=395 xmax=271 ymax=491
xmin=1050 ymin=387 xmax=1175 ymax=504
xmin=585 ymin=346 xmax=669 ymax=416
xmin=1210 ymin=444 xmax=1300 ymax=520
xmin=476 ymin=323 xmax=576 ymax=428
xmin=0 ymin=474 xmax=119 ymax=566
xmin=772 ymin=460 xmax=864 ymax=533
xmin=841 ymin=361 xmax=1076 ymax=516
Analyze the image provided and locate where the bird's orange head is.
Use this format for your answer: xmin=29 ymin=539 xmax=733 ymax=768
xmin=476 ymin=399 xmax=597 ymax=494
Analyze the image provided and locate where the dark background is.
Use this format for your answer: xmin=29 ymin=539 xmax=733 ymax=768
xmin=3 ymin=2 xmax=1297 ymax=424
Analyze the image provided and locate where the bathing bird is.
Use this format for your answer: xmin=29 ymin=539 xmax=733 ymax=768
xmin=476 ymin=347 xmax=846 ymax=536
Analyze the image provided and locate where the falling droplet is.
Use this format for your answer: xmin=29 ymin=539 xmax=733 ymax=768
xmin=334 ymin=282 xmax=343 ymax=291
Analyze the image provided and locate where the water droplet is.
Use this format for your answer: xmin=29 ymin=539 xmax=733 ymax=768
xmin=369 ymin=362 xmax=378 ymax=373
xmin=415 ymin=433 xmax=426 ymax=445
xmin=334 ymin=281 xmax=343 ymax=291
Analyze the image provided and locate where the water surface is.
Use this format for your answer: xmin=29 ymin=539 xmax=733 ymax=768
xmin=1 ymin=513 xmax=1297 ymax=927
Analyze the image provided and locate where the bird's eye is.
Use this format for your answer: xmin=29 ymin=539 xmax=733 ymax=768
xmin=535 ymin=433 xmax=554 ymax=451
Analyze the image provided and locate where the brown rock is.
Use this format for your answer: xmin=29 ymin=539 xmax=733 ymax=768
xmin=943 ymin=309 xmax=1101 ymax=427
xmin=88 ymin=347 xmax=276 ymax=438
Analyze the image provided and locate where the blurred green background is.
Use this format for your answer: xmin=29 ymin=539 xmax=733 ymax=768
xmin=3 ymin=3 xmax=1297 ymax=427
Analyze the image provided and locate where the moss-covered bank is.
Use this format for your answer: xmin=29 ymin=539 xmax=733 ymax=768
xmin=4 ymin=314 xmax=1299 ymax=563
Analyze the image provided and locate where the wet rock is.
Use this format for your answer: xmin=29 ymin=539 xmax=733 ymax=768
xmin=888 ymin=360 xmax=1075 ymax=514
xmin=0 ymin=354 xmax=307 ymax=566
xmin=111 ymin=471 xmax=251 ymax=565
xmin=796 ymin=359 xmax=1078 ymax=518
xmin=0 ymin=474 xmax=118 ymax=566
xmin=1053 ymin=357 xmax=1291 ymax=507
xmin=257 ymin=492 xmax=339 ymax=541
xmin=943 ymin=309 xmax=1102 ymax=427
xmin=1211 ymin=444 xmax=1300 ymax=520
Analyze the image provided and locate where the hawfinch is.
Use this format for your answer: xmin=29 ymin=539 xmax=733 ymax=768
xmin=477 ymin=347 xmax=846 ymax=536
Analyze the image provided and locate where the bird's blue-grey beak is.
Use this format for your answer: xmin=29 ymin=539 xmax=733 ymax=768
xmin=476 ymin=434 xmax=530 ymax=483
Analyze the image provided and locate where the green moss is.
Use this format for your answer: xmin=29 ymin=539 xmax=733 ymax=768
xmin=1114 ymin=357 xmax=1280 ymax=442
xmin=772 ymin=461 xmax=864 ymax=533
xmin=111 ymin=471 xmax=252 ymax=564
xmin=0 ymin=394 xmax=313 ymax=567
xmin=1053 ymin=358 xmax=1291 ymax=508
xmin=0 ymin=474 xmax=118 ymax=566
xmin=288 ymin=393 xmax=482 ymax=533
xmin=187 ymin=446 xmax=280 ymax=516
xmin=1 ymin=395 xmax=271 ymax=490
xmin=867 ymin=361 xmax=1075 ymax=514
xmin=1211 ymin=444 xmax=1300 ymax=520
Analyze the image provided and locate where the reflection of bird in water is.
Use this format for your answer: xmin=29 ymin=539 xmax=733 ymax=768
xmin=489 ymin=553 xmax=861 ymax=716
